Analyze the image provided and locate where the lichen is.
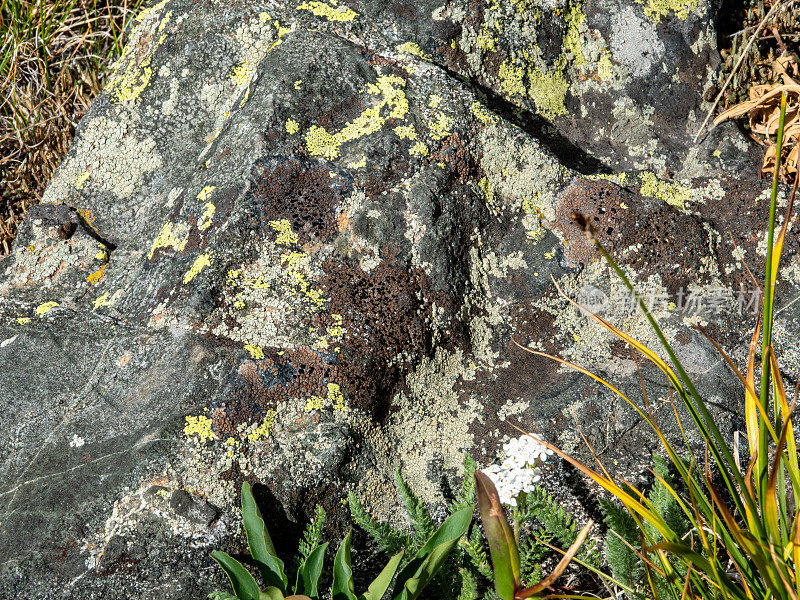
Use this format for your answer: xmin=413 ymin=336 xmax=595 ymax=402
xmin=34 ymin=301 xmax=59 ymax=316
xmin=297 ymin=0 xmax=358 ymax=21
xmin=285 ymin=118 xmax=300 ymax=134
xmin=527 ymin=64 xmax=569 ymax=120
xmin=637 ymin=0 xmax=698 ymax=23
xmin=184 ymin=253 xmax=213 ymax=283
xmin=149 ymin=221 xmax=189 ymax=259
xmin=305 ymin=76 xmax=409 ymax=160
xmin=396 ymin=42 xmax=431 ymax=60
xmin=638 ymin=171 xmax=692 ymax=210
xmin=41 ymin=115 xmax=162 ymax=203
xmin=183 ymin=415 xmax=215 ymax=443
xmin=198 ymin=203 xmax=215 ymax=231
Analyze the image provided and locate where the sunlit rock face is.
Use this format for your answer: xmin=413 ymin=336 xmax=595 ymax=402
xmin=0 ymin=0 xmax=788 ymax=596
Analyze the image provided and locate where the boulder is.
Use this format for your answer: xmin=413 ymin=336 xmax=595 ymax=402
xmin=0 ymin=0 xmax=791 ymax=596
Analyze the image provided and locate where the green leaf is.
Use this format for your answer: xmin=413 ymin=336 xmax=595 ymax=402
xmin=241 ymin=482 xmax=288 ymax=591
xmin=332 ymin=530 xmax=358 ymax=600
xmin=392 ymin=506 xmax=473 ymax=600
xmin=359 ymin=550 xmax=404 ymax=600
xmin=260 ymin=588 xmax=286 ymax=600
xmin=211 ymin=551 xmax=262 ymax=600
xmin=295 ymin=542 xmax=328 ymax=599
xmin=209 ymin=592 xmax=240 ymax=600
xmin=474 ymin=471 xmax=520 ymax=600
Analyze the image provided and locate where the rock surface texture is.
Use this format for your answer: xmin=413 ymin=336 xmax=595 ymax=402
xmin=0 ymin=0 xmax=794 ymax=596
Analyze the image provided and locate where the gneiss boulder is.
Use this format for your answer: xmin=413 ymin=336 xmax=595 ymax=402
xmin=0 ymin=0 xmax=787 ymax=596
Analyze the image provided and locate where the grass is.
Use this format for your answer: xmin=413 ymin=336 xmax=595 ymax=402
xmin=0 ymin=0 xmax=145 ymax=256
xmin=518 ymin=92 xmax=800 ymax=600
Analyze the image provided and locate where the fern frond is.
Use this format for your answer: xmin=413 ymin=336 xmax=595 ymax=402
xmin=450 ymin=454 xmax=478 ymax=513
xmin=599 ymin=496 xmax=643 ymax=590
xmin=348 ymin=491 xmax=410 ymax=555
xmin=524 ymin=486 xmax=578 ymax=550
xmin=395 ymin=468 xmax=436 ymax=545
xmin=455 ymin=567 xmax=480 ymax=600
xmin=296 ymin=504 xmax=326 ymax=561
xmin=463 ymin=525 xmax=493 ymax=580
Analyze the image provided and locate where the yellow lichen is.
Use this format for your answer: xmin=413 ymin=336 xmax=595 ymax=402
xmin=428 ymin=95 xmax=442 ymax=109
xmin=346 ymin=156 xmax=367 ymax=169
xmin=597 ymin=50 xmax=613 ymax=80
xmin=86 ymin=263 xmax=108 ymax=285
xmin=93 ymin=293 xmax=110 ymax=310
xmin=563 ymin=2 xmax=586 ymax=66
xmin=244 ymin=344 xmax=265 ymax=359
xmin=297 ymin=0 xmax=358 ymax=21
xmin=148 ymin=221 xmax=188 ymax=259
xmin=637 ymin=0 xmax=697 ymax=22
xmin=247 ymin=410 xmax=276 ymax=442
xmin=183 ymin=415 xmax=215 ymax=443
xmin=527 ymin=66 xmax=569 ymax=119
xmin=286 ymin=118 xmax=300 ymax=134
xmin=471 ymin=102 xmax=498 ymax=125
xmin=270 ymin=219 xmax=299 ymax=246
xmin=499 ymin=60 xmax=526 ymax=98
xmin=638 ymin=172 xmax=692 ymax=210
xmin=305 ymin=76 xmax=408 ymax=160
xmin=396 ymin=41 xmax=431 ymax=60
xmin=231 ymin=62 xmax=252 ymax=86
xmin=393 ymin=124 xmax=417 ymax=140
xmin=34 ymin=301 xmax=59 ymax=316
xmin=429 ymin=112 xmax=453 ymax=140
xmin=17 ymin=317 xmax=31 ymax=325
xmin=184 ymin=253 xmax=213 ymax=284
xmin=75 ymin=170 xmax=91 ymax=190
xmin=198 ymin=203 xmax=215 ymax=231
xmin=476 ymin=25 xmax=497 ymax=54
xmin=197 ymin=186 xmax=215 ymax=202
xmin=294 ymin=79 xmax=303 ymax=89
xmin=409 ymin=142 xmax=429 ymax=157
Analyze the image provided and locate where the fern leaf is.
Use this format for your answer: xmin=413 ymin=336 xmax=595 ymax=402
xmin=395 ymin=468 xmax=436 ymax=545
xmin=296 ymin=504 xmax=326 ymax=561
xmin=347 ymin=491 xmax=409 ymax=555
xmin=463 ymin=525 xmax=493 ymax=580
xmin=599 ymin=497 xmax=643 ymax=590
xmin=450 ymin=454 xmax=478 ymax=513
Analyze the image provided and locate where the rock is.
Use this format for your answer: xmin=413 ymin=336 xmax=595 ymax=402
xmin=0 ymin=0 xmax=792 ymax=596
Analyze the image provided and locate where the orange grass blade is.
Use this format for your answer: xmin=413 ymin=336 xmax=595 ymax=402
xmin=746 ymin=317 xmax=763 ymax=458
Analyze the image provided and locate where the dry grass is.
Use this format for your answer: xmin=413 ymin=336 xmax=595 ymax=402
xmin=0 ymin=0 xmax=145 ymax=256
